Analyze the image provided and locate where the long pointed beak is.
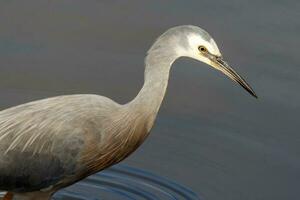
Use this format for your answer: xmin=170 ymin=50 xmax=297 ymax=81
xmin=213 ymin=56 xmax=257 ymax=98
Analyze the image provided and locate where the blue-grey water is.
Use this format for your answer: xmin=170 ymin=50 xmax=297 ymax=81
xmin=0 ymin=1 xmax=299 ymax=200
xmin=54 ymin=164 xmax=200 ymax=200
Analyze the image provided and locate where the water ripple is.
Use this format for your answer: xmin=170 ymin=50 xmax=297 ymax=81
xmin=54 ymin=164 xmax=202 ymax=200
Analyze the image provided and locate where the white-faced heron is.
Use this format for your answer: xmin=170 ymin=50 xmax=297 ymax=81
xmin=0 ymin=25 xmax=256 ymax=200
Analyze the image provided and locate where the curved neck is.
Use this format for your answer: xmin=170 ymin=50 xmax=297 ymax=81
xmin=127 ymin=48 xmax=178 ymax=117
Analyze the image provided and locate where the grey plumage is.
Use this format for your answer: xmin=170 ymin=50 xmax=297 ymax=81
xmin=0 ymin=25 xmax=256 ymax=200
xmin=0 ymin=95 xmax=117 ymax=191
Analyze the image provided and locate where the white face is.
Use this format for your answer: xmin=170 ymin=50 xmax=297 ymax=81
xmin=176 ymin=32 xmax=256 ymax=98
xmin=171 ymin=26 xmax=256 ymax=98
xmin=176 ymin=33 xmax=222 ymax=67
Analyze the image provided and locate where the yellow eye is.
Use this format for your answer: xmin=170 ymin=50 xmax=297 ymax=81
xmin=198 ymin=46 xmax=207 ymax=53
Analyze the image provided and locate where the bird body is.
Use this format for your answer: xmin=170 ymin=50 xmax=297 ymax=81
xmin=0 ymin=94 xmax=153 ymax=197
xmin=0 ymin=25 xmax=256 ymax=200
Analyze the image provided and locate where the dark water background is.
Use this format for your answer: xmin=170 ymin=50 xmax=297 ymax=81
xmin=0 ymin=1 xmax=299 ymax=200
xmin=54 ymin=164 xmax=201 ymax=200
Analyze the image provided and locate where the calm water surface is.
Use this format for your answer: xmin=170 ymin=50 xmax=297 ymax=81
xmin=0 ymin=1 xmax=299 ymax=200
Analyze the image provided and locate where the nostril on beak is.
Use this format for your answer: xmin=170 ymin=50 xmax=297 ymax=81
xmin=215 ymin=55 xmax=223 ymax=61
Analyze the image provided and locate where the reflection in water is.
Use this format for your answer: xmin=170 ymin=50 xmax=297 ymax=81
xmin=54 ymin=164 xmax=201 ymax=200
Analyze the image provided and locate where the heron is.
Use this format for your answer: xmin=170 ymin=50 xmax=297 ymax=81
xmin=0 ymin=25 xmax=256 ymax=200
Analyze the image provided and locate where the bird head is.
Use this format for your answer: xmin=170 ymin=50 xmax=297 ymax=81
xmin=160 ymin=25 xmax=257 ymax=98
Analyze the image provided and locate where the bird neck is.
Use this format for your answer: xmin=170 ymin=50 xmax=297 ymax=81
xmin=126 ymin=48 xmax=178 ymax=127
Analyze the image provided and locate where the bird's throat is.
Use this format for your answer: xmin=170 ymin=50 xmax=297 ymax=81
xmin=127 ymin=51 xmax=177 ymax=120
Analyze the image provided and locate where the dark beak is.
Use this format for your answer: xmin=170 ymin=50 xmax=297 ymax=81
xmin=213 ymin=56 xmax=257 ymax=98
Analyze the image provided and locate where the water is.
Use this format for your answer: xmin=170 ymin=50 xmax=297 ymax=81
xmin=53 ymin=164 xmax=201 ymax=200
xmin=0 ymin=1 xmax=299 ymax=200
xmin=0 ymin=164 xmax=201 ymax=200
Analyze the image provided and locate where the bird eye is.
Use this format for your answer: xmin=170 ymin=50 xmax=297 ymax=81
xmin=198 ymin=46 xmax=207 ymax=53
